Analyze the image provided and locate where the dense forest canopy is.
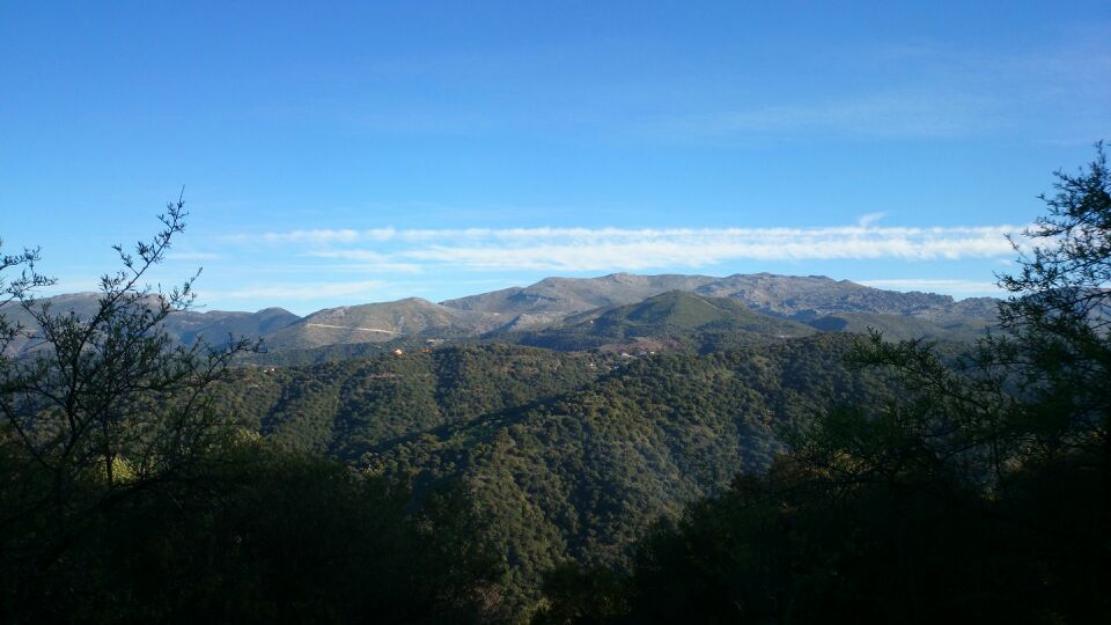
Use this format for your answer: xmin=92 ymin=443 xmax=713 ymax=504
xmin=1 ymin=147 xmax=1108 ymax=624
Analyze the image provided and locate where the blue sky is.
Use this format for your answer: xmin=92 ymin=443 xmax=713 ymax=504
xmin=2 ymin=1 xmax=1109 ymax=314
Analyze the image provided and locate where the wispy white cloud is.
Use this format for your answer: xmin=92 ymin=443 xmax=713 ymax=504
xmin=303 ymin=249 xmax=424 ymax=273
xmin=232 ymin=224 xmax=1021 ymax=273
xmin=856 ymin=212 xmax=887 ymax=228
xmin=251 ymin=229 xmax=363 ymax=244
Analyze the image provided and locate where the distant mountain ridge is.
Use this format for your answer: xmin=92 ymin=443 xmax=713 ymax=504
xmin=442 ymin=271 xmax=997 ymax=322
xmin=2 ymin=272 xmax=1001 ymax=355
xmin=0 ymin=293 xmax=301 ymax=356
xmin=262 ymin=297 xmax=504 ymax=351
xmin=441 ymin=273 xmax=718 ymax=329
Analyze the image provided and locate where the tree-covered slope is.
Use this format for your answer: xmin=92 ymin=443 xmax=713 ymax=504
xmin=508 ymin=291 xmax=814 ymax=351
xmin=213 ymin=333 xmax=886 ymax=615
xmin=370 ymin=336 xmax=877 ymax=559
xmin=808 ymin=310 xmax=992 ymax=342
xmin=215 ymin=344 xmax=611 ymax=458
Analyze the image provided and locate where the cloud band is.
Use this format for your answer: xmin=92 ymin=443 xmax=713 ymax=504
xmin=241 ymin=224 xmax=1021 ymax=272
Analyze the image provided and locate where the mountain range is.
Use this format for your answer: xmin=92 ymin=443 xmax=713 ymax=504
xmin=1 ymin=272 xmax=1000 ymax=357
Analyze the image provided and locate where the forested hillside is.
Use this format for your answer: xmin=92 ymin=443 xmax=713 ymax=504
xmin=204 ymin=333 xmax=891 ymax=615
xmin=215 ymin=345 xmax=609 ymax=458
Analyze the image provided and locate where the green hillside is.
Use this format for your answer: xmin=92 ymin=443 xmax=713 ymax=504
xmin=216 ymin=344 xmax=612 ymax=458
xmin=507 ymin=291 xmax=814 ymax=352
xmin=213 ymin=333 xmax=887 ymax=616
xmin=808 ymin=311 xmax=993 ymax=342
xmin=580 ymin=291 xmax=812 ymax=335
